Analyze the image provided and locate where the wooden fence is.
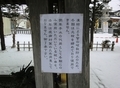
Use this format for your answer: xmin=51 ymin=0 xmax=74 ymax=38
xmin=17 ymin=41 xmax=32 ymax=51
xmin=11 ymin=29 xmax=31 ymax=34
xmin=17 ymin=41 xmax=115 ymax=51
xmin=90 ymin=41 xmax=115 ymax=51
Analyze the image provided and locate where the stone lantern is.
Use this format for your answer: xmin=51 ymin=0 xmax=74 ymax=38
xmin=100 ymin=0 xmax=112 ymax=33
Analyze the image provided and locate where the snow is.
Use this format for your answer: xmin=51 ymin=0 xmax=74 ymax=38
xmin=0 ymin=33 xmax=120 ymax=88
xmin=109 ymin=0 xmax=120 ymax=11
xmin=110 ymin=17 xmax=120 ymax=19
xmin=91 ymin=33 xmax=120 ymax=88
xmin=0 ymin=34 xmax=33 ymax=74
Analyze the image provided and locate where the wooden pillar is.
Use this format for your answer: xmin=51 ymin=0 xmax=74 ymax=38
xmin=64 ymin=0 xmax=90 ymax=88
xmin=0 ymin=5 xmax=6 ymax=50
xmin=26 ymin=0 xmax=53 ymax=88
xmin=48 ymin=0 xmax=53 ymax=13
xmin=58 ymin=0 xmax=65 ymax=13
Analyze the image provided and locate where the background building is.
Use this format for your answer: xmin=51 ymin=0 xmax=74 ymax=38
xmin=3 ymin=17 xmax=11 ymax=35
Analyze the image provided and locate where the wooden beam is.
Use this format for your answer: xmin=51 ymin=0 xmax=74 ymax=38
xmin=64 ymin=0 xmax=90 ymax=88
xmin=0 ymin=0 xmax=26 ymax=4
xmin=0 ymin=0 xmax=5 ymax=4
xmin=26 ymin=0 xmax=53 ymax=88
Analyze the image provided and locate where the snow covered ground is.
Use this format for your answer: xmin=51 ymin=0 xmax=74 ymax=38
xmin=0 ymin=34 xmax=33 ymax=74
xmin=0 ymin=33 xmax=120 ymax=88
xmin=91 ymin=33 xmax=120 ymax=88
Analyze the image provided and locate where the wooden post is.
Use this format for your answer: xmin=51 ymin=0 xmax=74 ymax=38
xmin=111 ymin=41 xmax=115 ymax=51
xmin=96 ymin=42 xmax=98 ymax=51
xmin=102 ymin=43 xmax=104 ymax=51
xmin=101 ymin=41 xmax=104 ymax=51
xmin=90 ymin=42 xmax=93 ymax=51
xmin=106 ymin=44 xmax=108 ymax=51
xmin=26 ymin=0 xmax=53 ymax=88
xmin=64 ymin=0 xmax=90 ymax=88
xmin=24 ymin=41 xmax=25 ymax=51
xmin=17 ymin=41 xmax=20 ymax=51
xmin=28 ymin=41 xmax=30 ymax=51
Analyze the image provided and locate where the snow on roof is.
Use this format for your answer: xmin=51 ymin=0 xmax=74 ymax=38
xmin=110 ymin=17 xmax=120 ymax=19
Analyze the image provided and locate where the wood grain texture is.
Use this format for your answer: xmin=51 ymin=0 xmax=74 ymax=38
xmin=26 ymin=0 xmax=53 ymax=88
xmin=64 ymin=0 xmax=90 ymax=88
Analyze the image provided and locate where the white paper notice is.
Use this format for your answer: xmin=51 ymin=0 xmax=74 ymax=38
xmin=40 ymin=14 xmax=83 ymax=73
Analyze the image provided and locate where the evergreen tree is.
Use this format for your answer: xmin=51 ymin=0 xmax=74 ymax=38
xmin=89 ymin=0 xmax=104 ymax=48
xmin=1 ymin=4 xmax=29 ymax=48
xmin=1 ymin=4 xmax=20 ymax=18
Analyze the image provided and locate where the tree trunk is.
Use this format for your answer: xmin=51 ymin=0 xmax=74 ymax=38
xmin=64 ymin=0 xmax=90 ymax=88
xmin=90 ymin=0 xmax=96 ymax=48
xmin=11 ymin=19 xmax=17 ymax=48
xmin=26 ymin=0 xmax=53 ymax=88
xmin=0 ymin=5 xmax=6 ymax=50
